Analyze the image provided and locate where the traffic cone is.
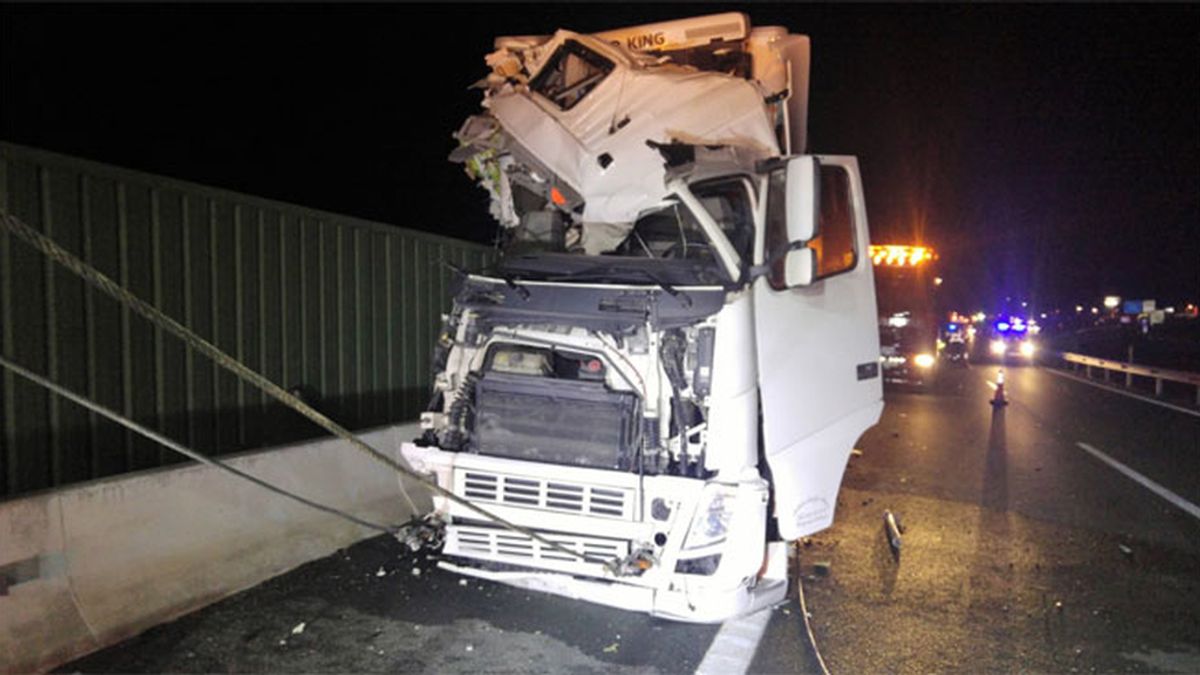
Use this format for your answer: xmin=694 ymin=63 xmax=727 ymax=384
xmin=991 ymin=368 xmax=1008 ymax=407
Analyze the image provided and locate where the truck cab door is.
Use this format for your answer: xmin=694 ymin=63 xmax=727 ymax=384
xmin=753 ymin=155 xmax=883 ymax=540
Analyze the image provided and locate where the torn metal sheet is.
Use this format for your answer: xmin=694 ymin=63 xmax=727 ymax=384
xmin=453 ymin=29 xmax=781 ymax=244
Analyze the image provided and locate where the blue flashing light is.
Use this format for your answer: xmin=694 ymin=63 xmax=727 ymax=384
xmin=996 ymin=321 xmax=1011 ymax=332
xmin=946 ymin=324 xmax=959 ymax=332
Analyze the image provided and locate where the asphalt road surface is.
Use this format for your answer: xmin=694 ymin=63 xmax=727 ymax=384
xmin=62 ymin=364 xmax=1200 ymax=674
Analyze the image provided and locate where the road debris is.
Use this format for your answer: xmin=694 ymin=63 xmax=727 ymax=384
xmin=603 ymin=642 xmax=620 ymax=653
xmin=397 ymin=514 xmax=447 ymax=552
xmin=1118 ymin=544 xmax=1133 ymax=557
xmin=884 ymin=510 xmax=903 ymax=559
xmin=291 ymin=622 xmax=306 ymax=635
xmin=465 ymin=644 xmax=474 ymax=652
xmin=411 ymin=567 xmax=422 ymax=577
xmin=1055 ymin=600 xmax=1064 ymax=611
xmin=375 ymin=566 xmax=386 ymax=577
xmin=459 ymin=578 xmax=469 ymax=586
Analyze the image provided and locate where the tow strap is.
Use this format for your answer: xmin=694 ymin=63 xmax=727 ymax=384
xmin=0 ymin=353 xmax=397 ymax=534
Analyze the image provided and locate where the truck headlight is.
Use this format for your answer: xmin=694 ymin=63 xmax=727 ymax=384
xmin=1019 ymin=341 xmax=1036 ymax=357
xmin=683 ymin=487 xmax=736 ymax=551
xmin=913 ymin=353 xmax=936 ymax=368
xmin=990 ymin=339 xmax=1007 ymax=356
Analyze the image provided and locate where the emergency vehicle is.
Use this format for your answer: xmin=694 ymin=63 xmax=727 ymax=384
xmin=871 ymin=245 xmax=941 ymax=388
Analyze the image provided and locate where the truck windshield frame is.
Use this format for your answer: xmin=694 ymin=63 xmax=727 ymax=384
xmin=529 ymin=40 xmax=616 ymax=111
xmin=497 ymin=176 xmax=754 ymax=287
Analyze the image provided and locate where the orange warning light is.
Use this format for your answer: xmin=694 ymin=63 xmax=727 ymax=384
xmin=869 ymin=245 xmax=934 ymax=267
xmin=550 ymin=187 xmax=567 ymax=206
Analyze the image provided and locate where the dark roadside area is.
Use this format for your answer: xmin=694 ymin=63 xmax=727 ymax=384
xmin=1046 ymin=320 xmax=1200 ymax=372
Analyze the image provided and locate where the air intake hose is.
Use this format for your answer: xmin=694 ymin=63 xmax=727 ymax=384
xmin=441 ymin=371 xmax=480 ymax=451
xmin=659 ymin=330 xmax=691 ymax=474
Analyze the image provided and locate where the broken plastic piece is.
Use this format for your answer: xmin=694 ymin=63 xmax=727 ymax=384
xmin=291 ymin=622 xmax=306 ymax=635
xmin=603 ymin=642 xmax=620 ymax=653
xmin=395 ymin=514 xmax=446 ymax=552
xmin=883 ymin=510 xmax=902 ymax=559
xmin=605 ymin=547 xmax=658 ymax=577
xmin=1118 ymin=544 xmax=1133 ymax=556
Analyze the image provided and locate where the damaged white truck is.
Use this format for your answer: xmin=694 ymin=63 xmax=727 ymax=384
xmin=400 ymin=13 xmax=883 ymax=622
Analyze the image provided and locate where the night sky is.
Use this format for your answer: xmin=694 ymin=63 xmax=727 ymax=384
xmin=2 ymin=3 xmax=1197 ymax=313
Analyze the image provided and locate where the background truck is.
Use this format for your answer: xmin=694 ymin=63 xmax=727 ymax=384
xmin=401 ymin=13 xmax=883 ymax=622
xmin=870 ymin=244 xmax=942 ymax=388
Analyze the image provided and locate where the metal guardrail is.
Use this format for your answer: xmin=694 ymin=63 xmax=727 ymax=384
xmin=1061 ymin=351 xmax=1200 ymax=405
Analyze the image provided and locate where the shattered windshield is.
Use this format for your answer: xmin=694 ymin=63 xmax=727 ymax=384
xmin=498 ymin=176 xmax=754 ymax=286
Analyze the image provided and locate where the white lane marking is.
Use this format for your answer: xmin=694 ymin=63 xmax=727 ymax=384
xmin=1076 ymin=442 xmax=1200 ymax=522
xmin=695 ymin=607 xmax=773 ymax=675
xmin=1045 ymin=367 xmax=1200 ymax=419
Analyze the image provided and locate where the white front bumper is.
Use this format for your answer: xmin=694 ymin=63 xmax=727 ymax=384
xmin=400 ymin=442 xmax=786 ymax=623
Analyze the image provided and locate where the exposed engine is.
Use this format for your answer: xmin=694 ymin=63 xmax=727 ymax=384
xmin=420 ymin=277 xmax=722 ymax=478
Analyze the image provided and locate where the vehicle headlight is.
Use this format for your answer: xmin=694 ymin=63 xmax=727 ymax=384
xmin=913 ymin=353 xmax=936 ymax=368
xmin=990 ymin=339 xmax=1007 ymax=356
xmin=683 ymin=487 xmax=736 ymax=551
xmin=1019 ymin=341 xmax=1036 ymax=357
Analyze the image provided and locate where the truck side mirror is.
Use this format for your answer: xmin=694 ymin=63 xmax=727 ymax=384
xmin=785 ymin=156 xmax=820 ymax=243
xmin=758 ymin=155 xmax=824 ymax=289
xmin=782 ymin=156 xmax=819 ymax=287
xmin=784 ymin=246 xmax=815 ymax=287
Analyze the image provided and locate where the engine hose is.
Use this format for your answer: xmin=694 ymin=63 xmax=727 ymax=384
xmin=441 ymin=371 xmax=480 ymax=450
xmin=673 ymin=396 xmax=691 ymax=475
xmin=659 ymin=331 xmax=690 ymax=474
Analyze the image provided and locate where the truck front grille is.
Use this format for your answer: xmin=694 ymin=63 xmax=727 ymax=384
xmin=448 ymin=524 xmax=628 ymax=570
xmin=460 ymin=470 xmax=633 ymax=520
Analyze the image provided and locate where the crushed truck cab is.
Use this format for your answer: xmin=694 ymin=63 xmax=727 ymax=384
xmin=400 ymin=13 xmax=882 ymax=622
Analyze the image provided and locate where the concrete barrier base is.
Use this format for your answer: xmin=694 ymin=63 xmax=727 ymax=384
xmin=0 ymin=423 xmax=427 ymax=674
